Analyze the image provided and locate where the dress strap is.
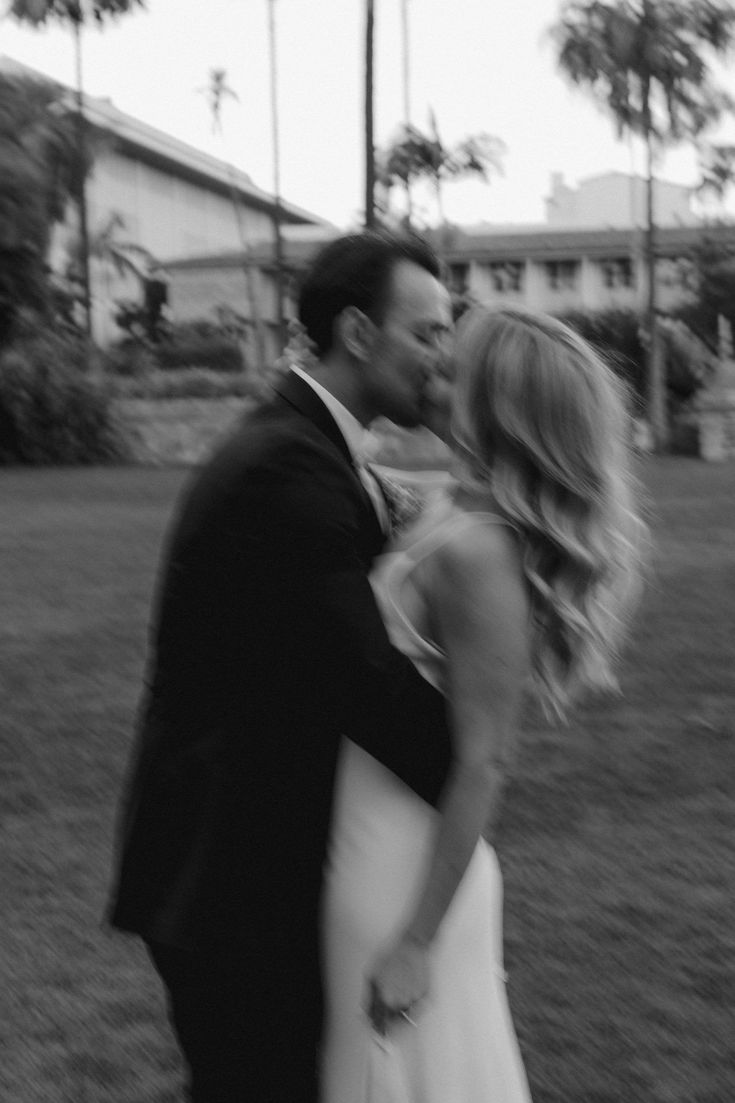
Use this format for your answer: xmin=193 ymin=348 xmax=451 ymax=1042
xmin=381 ymin=510 xmax=509 ymax=659
xmin=399 ymin=510 xmax=508 ymax=567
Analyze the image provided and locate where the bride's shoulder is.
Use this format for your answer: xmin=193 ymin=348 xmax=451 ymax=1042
xmin=427 ymin=516 xmax=528 ymax=638
xmin=435 ymin=510 xmax=517 ymax=573
xmin=425 ymin=497 xmax=523 ymax=595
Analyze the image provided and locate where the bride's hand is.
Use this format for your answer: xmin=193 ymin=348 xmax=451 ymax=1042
xmin=366 ymin=936 xmax=431 ymax=1035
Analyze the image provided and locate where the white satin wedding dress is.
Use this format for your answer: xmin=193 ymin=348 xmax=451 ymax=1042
xmin=321 ymin=493 xmax=532 ymax=1103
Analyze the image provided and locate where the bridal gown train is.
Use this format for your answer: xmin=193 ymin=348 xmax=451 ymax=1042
xmin=321 ymin=495 xmax=532 ymax=1103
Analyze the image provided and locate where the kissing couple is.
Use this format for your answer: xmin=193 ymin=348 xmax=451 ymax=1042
xmin=109 ymin=230 xmax=644 ymax=1103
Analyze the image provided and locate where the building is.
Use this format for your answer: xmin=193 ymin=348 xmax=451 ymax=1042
xmin=440 ymin=222 xmax=720 ymax=317
xmin=161 ymin=216 xmax=735 ymax=339
xmin=437 ymin=171 xmax=709 ymax=316
xmin=0 ymin=55 xmax=329 ymax=355
xmin=162 ymin=167 xmax=729 ymax=336
xmin=545 ymin=171 xmax=697 ymax=229
xmin=160 ymin=225 xmax=335 ymax=367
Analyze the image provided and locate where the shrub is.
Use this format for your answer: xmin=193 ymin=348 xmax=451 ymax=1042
xmin=658 ymin=316 xmax=717 ymax=404
xmin=112 ymin=367 xmax=257 ymax=400
xmin=0 ymin=332 xmax=125 ymax=464
xmin=671 ymin=229 xmax=735 ymax=346
xmin=105 ymin=316 xmax=249 ymax=377
xmin=554 ymin=308 xmax=646 ymax=407
xmin=102 ymin=339 xmax=158 ymax=378
xmin=155 ymin=321 xmax=245 ymax=373
xmin=555 ymin=307 xmax=718 ymax=416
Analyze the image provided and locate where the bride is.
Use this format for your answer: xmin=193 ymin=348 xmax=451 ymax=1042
xmin=320 ymin=306 xmax=645 ymax=1102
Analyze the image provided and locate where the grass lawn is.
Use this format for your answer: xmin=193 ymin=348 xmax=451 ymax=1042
xmin=1 ymin=458 xmax=733 ymax=1103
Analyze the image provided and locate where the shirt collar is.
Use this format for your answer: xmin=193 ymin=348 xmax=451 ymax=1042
xmin=290 ymin=366 xmax=368 ymax=464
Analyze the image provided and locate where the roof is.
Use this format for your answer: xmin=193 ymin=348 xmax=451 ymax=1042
xmin=0 ymin=54 xmax=330 ymax=228
xmin=436 ymin=223 xmax=735 ymax=263
xmin=159 ymin=220 xmax=735 ymax=277
xmin=574 ymin=170 xmax=694 ymax=193
xmin=158 ymin=230 xmax=339 ymax=273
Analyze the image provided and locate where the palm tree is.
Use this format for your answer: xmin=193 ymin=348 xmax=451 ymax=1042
xmin=377 ymin=114 xmax=505 ymax=231
xmin=88 ymin=210 xmax=152 ymax=296
xmin=364 ymin=0 xmax=377 ymax=228
xmin=400 ymin=0 xmax=413 ymax=223
xmin=267 ymin=0 xmax=286 ymax=346
xmin=200 ymin=67 xmax=267 ymax=373
xmin=9 ymin=1 xmax=146 ymax=339
xmin=697 ymin=142 xmax=735 ymax=214
xmin=549 ymin=0 xmax=735 ymax=450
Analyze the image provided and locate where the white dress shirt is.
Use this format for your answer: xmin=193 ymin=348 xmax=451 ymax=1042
xmin=290 ymin=367 xmax=389 ymax=533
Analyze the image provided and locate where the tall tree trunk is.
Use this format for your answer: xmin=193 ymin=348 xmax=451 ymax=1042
xmin=644 ymin=107 xmax=667 ymax=450
xmin=205 ymin=72 xmax=267 ymax=374
xmin=226 ymin=173 xmax=267 ymax=375
xmin=73 ymin=17 xmax=92 ymax=342
xmin=401 ymin=0 xmax=412 ymax=226
xmin=268 ymin=0 xmax=285 ymax=350
xmin=641 ymin=0 xmax=666 ymax=450
xmin=364 ymin=0 xmax=376 ymax=229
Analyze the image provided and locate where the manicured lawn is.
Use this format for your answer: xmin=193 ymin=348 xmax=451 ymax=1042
xmin=1 ymin=459 xmax=733 ymax=1102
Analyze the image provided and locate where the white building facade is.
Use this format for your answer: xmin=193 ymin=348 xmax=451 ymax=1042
xmin=441 ymin=223 xmax=720 ymax=318
xmin=0 ymin=56 xmax=327 ymax=349
xmin=545 ymin=171 xmax=697 ymax=229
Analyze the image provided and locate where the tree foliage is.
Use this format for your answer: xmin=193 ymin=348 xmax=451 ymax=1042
xmin=0 ymin=72 xmax=83 ymax=345
xmin=549 ymin=0 xmax=735 ymax=447
xmin=697 ymin=141 xmax=735 ymax=208
xmin=674 ymin=228 xmax=735 ymax=343
xmin=9 ymin=0 xmax=147 ymax=341
xmin=0 ymin=328 xmax=124 ymax=464
xmin=377 ymin=114 xmax=505 ymax=226
xmin=556 ymin=306 xmax=716 ymax=410
xmin=550 ymin=0 xmax=735 ymax=146
xmin=380 ymin=124 xmax=504 ymax=188
xmin=555 ymin=308 xmax=647 ymax=401
xmin=9 ymin=0 xmax=145 ymax=26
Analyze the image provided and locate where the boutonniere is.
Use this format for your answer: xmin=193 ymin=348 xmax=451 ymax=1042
xmin=368 ymin=467 xmax=426 ymax=538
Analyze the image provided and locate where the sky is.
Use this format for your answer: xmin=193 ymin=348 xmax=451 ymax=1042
xmin=2 ymin=0 xmax=735 ymax=229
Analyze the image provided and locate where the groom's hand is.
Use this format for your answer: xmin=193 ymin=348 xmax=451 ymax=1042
xmin=366 ymin=936 xmax=430 ymax=1035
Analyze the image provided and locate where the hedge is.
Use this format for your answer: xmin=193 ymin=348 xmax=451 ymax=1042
xmin=0 ymin=332 xmax=125 ymax=464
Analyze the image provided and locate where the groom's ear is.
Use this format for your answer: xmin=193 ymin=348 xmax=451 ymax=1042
xmin=337 ymin=307 xmax=376 ymax=363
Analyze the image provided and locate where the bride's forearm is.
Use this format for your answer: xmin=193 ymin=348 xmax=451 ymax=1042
xmin=400 ymin=520 xmax=527 ymax=950
xmin=402 ymin=757 xmax=505 ymax=948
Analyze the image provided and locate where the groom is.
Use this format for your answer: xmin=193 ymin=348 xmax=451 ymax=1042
xmin=108 ymin=230 xmax=454 ymax=1102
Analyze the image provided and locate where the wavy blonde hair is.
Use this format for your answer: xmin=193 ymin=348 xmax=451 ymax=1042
xmin=450 ymin=305 xmax=646 ymax=720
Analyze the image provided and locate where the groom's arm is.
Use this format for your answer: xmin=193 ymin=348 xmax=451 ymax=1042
xmin=251 ymin=438 xmax=453 ymax=807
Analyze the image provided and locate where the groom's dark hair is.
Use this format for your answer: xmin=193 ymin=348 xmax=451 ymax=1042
xmin=298 ymin=230 xmax=441 ymax=358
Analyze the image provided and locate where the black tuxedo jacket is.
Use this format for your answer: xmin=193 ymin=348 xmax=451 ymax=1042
xmin=108 ymin=371 xmax=452 ymax=952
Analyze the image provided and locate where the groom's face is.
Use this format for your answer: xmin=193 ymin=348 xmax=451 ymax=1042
xmin=362 ymin=260 xmax=452 ymax=428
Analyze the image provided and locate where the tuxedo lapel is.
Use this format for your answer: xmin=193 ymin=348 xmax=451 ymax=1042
xmin=273 ymin=371 xmax=386 ymax=555
xmin=273 ymin=371 xmax=354 ymax=468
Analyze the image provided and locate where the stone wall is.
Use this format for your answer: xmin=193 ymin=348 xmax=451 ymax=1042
xmin=115 ymin=397 xmax=250 ymax=466
xmin=114 ymin=399 xmax=453 ymax=470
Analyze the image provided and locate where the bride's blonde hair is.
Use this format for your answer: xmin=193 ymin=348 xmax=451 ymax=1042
xmin=450 ymin=305 xmax=646 ymax=720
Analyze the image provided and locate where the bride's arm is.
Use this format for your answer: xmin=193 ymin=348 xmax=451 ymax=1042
xmin=367 ymin=520 xmax=530 ymax=1031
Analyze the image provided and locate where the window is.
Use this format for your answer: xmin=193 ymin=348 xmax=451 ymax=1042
xmin=486 ymin=261 xmax=523 ymax=293
xmin=601 ymin=257 xmax=634 ymax=289
xmin=545 ymin=260 xmax=578 ymax=291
